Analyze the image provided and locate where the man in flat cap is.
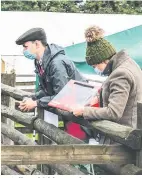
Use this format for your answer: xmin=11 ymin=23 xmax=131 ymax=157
xmin=16 ymin=27 xmax=86 ymax=110
xmin=16 ymin=28 xmax=90 ymax=142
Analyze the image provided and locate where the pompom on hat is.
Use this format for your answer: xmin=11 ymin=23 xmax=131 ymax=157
xmin=85 ymin=25 xmax=116 ymax=65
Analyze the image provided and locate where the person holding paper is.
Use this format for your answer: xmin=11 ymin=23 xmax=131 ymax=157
xmin=72 ymin=25 xmax=142 ymax=144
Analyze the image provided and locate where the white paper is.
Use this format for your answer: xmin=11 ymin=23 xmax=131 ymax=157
xmin=44 ymin=110 xmax=58 ymax=127
xmin=89 ymin=138 xmax=99 ymax=145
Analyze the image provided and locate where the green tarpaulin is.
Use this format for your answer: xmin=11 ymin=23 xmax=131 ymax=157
xmin=36 ymin=25 xmax=142 ymax=89
xmin=65 ymin=25 xmax=142 ymax=74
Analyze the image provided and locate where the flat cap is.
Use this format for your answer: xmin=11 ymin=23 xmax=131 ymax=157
xmin=16 ymin=28 xmax=47 ymax=45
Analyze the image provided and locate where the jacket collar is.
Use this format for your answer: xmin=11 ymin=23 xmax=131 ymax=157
xmin=42 ymin=44 xmax=52 ymax=70
xmin=34 ymin=45 xmax=51 ymax=72
xmin=111 ymin=50 xmax=130 ymax=70
xmin=103 ymin=60 xmax=113 ymax=76
xmin=103 ymin=50 xmax=130 ymax=76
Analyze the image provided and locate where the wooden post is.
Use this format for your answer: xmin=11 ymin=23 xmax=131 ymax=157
xmin=37 ymin=108 xmax=45 ymax=145
xmin=37 ymin=108 xmax=52 ymax=174
xmin=37 ymin=108 xmax=46 ymax=173
xmin=136 ymin=102 xmax=142 ymax=168
xmin=1 ymin=73 xmax=16 ymax=145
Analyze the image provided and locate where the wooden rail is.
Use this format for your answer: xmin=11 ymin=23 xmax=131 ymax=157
xmin=1 ymin=165 xmax=20 ymax=175
xmin=92 ymin=121 xmax=142 ymax=150
xmin=1 ymin=83 xmax=32 ymax=100
xmin=1 ymin=82 xmax=142 ymax=175
xmin=1 ymin=104 xmax=142 ymax=149
xmin=1 ymin=122 xmax=84 ymax=175
xmin=1 ymin=145 xmax=134 ymax=165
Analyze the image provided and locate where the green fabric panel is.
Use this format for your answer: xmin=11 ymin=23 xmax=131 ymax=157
xmin=65 ymin=25 xmax=142 ymax=74
xmin=36 ymin=25 xmax=142 ymax=89
xmin=36 ymin=74 xmax=39 ymax=91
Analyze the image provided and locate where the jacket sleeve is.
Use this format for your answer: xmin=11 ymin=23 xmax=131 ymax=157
xmin=29 ymin=74 xmax=47 ymax=100
xmin=29 ymin=88 xmax=54 ymax=108
xmin=36 ymin=60 xmax=69 ymax=108
xmin=31 ymin=90 xmax=47 ymax=100
xmin=83 ymin=72 xmax=131 ymax=121
xmin=23 ymin=89 xmax=47 ymax=102
xmin=36 ymin=95 xmax=55 ymax=108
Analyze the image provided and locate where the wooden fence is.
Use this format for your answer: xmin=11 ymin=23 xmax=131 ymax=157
xmin=1 ymin=74 xmax=142 ymax=175
xmin=16 ymin=74 xmax=36 ymax=93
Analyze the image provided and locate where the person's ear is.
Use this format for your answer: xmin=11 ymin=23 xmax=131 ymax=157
xmin=102 ymin=61 xmax=106 ymax=64
xmin=104 ymin=60 xmax=109 ymax=64
xmin=35 ymin=40 xmax=40 ymax=48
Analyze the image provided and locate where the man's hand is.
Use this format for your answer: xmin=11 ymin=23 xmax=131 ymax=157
xmin=71 ymin=106 xmax=84 ymax=117
xmin=18 ymin=98 xmax=37 ymax=112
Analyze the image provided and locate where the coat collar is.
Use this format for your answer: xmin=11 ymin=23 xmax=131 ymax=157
xmin=103 ymin=50 xmax=130 ymax=76
xmin=111 ymin=50 xmax=130 ymax=70
xmin=42 ymin=45 xmax=52 ymax=70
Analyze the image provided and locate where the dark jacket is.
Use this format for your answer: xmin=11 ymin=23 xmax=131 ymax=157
xmin=32 ymin=44 xmax=86 ymax=108
xmin=31 ymin=44 xmax=88 ymax=141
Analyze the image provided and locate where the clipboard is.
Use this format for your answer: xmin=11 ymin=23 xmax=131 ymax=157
xmin=48 ymin=80 xmax=102 ymax=111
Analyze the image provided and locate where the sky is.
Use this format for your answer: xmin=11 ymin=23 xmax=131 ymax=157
xmin=1 ymin=12 xmax=142 ymax=74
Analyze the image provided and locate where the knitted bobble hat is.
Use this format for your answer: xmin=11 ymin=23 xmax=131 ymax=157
xmin=85 ymin=25 xmax=116 ymax=65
